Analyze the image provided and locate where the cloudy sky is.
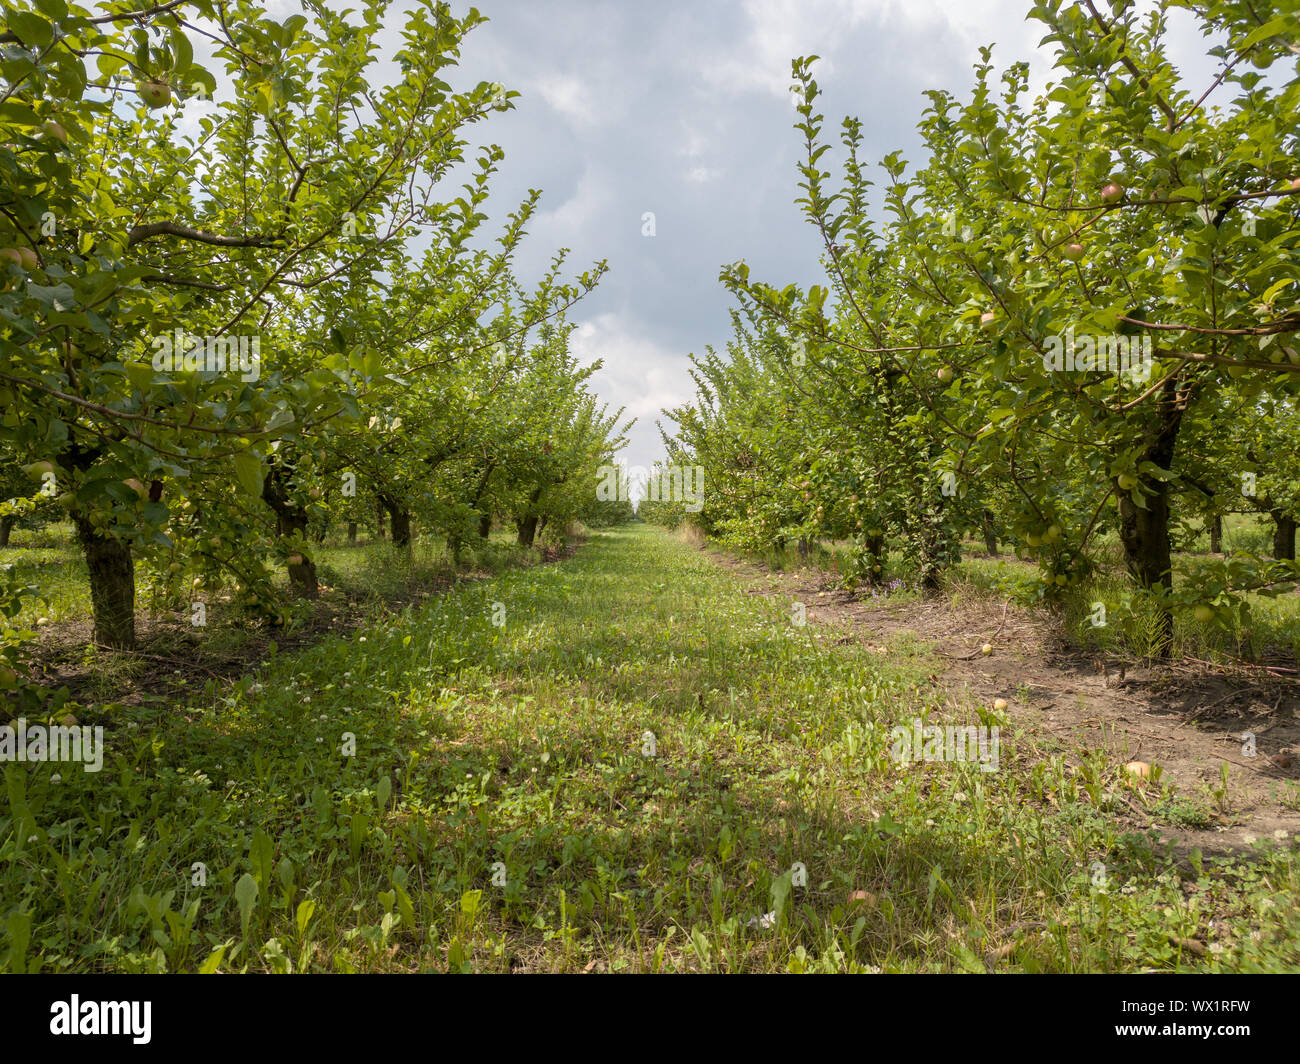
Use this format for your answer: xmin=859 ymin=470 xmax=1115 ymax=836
xmin=246 ymin=0 xmax=1220 ymax=467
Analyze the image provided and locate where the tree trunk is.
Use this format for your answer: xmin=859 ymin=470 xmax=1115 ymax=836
xmin=0 ymin=514 xmax=13 ymax=547
xmin=262 ymin=467 xmax=318 ymax=599
xmin=516 ymin=486 xmax=543 ymax=547
xmin=1117 ymin=477 xmax=1175 ymax=653
xmin=981 ymin=509 xmax=999 ymax=556
xmin=73 ymin=515 xmax=136 ymax=649
xmin=375 ymin=498 xmax=385 ymax=540
xmin=917 ymin=498 xmax=951 ymax=592
xmin=863 ymin=532 xmax=886 ymax=587
xmin=471 ymin=461 xmax=496 ymax=541
xmin=347 ymin=521 xmax=358 ymax=545
xmin=1115 ymin=387 xmax=1182 ymax=653
xmin=1272 ymin=511 xmax=1297 ymax=561
xmin=384 ymin=500 xmax=411 ymax=548
xmin=1209 ymin=513 xmax=1222 ymax=554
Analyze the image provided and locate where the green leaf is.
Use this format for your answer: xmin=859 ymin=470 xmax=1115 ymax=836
xmin=295 ymin=899 xmax=316 ymax=939
xmin=233 ymin=451 xmax=264 ymax=496
xmin=234 ymin=873 xmax=259 ymax=940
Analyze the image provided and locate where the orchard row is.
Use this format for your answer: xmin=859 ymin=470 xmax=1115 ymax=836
xmin=648 ymin=0 xmax=1300 ymax=653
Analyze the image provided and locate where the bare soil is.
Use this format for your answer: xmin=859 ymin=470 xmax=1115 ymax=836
xmin=706 ymin=548 xmax=1300 ymax=860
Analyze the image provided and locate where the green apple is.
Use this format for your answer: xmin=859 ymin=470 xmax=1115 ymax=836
xmin=167 ymin=561 xmax=183 ymax=574
xmin=936 ymin=367 xmax=952 ymax=382
xmin=993 ymin=698 xmax=1008 ymax=711
xmin=1117 ymin=473 xmax=1139 ymax=491
xmin=979 ymin=311 xmax=996 ymax=331
xmin=1193 ymin=604 xmax=1215 ymax=623
xmin=1055 ymin=574 xmax=1068 ymax=586
xmin=1026 ymin=531 xmax=1041 ymax=547
xmin=1063 ymin=243 xmax=1085 ymax=261
xmin=980 ymin=643 xmax=993 ymax=656
xmin=16 ymin=247 xmax=37 ymax=270
xmin=1045 ymin=524 xmax=1062 ymax=543
xmin=138 ymin=81 xmax=172 ymax=108
xmin=43 ymin=120 xmax=67 ymax=145
xmin=287 ymin=553 xmax=304 ymax=565
xmin=124 ymin=478 xmax=147 ymax=499
xmin=1100 ymin=181 xmax=1124 ymax=204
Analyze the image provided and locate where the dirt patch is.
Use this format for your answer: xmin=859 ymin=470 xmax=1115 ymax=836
xmin=705 ymin=547 xmax=1300 ymax=859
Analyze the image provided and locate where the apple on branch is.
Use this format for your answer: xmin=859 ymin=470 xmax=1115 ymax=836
xmin=138 ymin=81 xmax=172 ymax=108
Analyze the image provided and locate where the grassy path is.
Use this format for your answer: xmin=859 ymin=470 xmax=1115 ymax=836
xmin=5 ymin=525 xmax=1297 ymax=972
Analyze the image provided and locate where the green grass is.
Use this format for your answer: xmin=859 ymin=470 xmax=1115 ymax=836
xmin=2 ymin=525 xmax=1297 ymax=972
xmin=0 ymin=522 xmax=532 ymax=631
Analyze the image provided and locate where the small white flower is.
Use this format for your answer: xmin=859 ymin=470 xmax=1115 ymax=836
xmin=27 ymin=835 xmax=38 ymax=843
xmin=1244 ymin=833 xmax=1257 ymax=845
xmin=225 ymin=779 xmax=236 ymax=787
xmin=1273 ymin=829 xmax=1289 ymax=840
xmin=50 ymin=774 xmax=61 ymax=783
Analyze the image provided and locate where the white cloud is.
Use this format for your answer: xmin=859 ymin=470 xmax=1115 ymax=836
xmin=570 ymin=315 xmax=692 ymax=462
xmin=531 ymin=73 xmax=599 ymax=125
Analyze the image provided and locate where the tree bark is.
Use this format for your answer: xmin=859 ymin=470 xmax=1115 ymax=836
xmin=516 ymin=486 xmax=544 ymax=547
xmin=0 ymin=514 xmax=13 ymax=547
xmin=1272 ymin=511 xmax=1297 ymax=561
xmin=382 ymin=497 xmax=411 ymax=548
xmin=1209 ymin=513 xmax=1222 ymax=554
xmin=863 ymin=532 xmax=886 ymax=586
xmin=347 ymin=521 xmax=357 ymax=545
xmin=73 ymin=515 xmax=136 ymax=649
xmin=1115 ymin=383 xmax=1183 ymax=653
xmin=981 ymin=509 xmax=999 ymax=556
xmin=262 ymin=467 xmax=317 ymax=599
